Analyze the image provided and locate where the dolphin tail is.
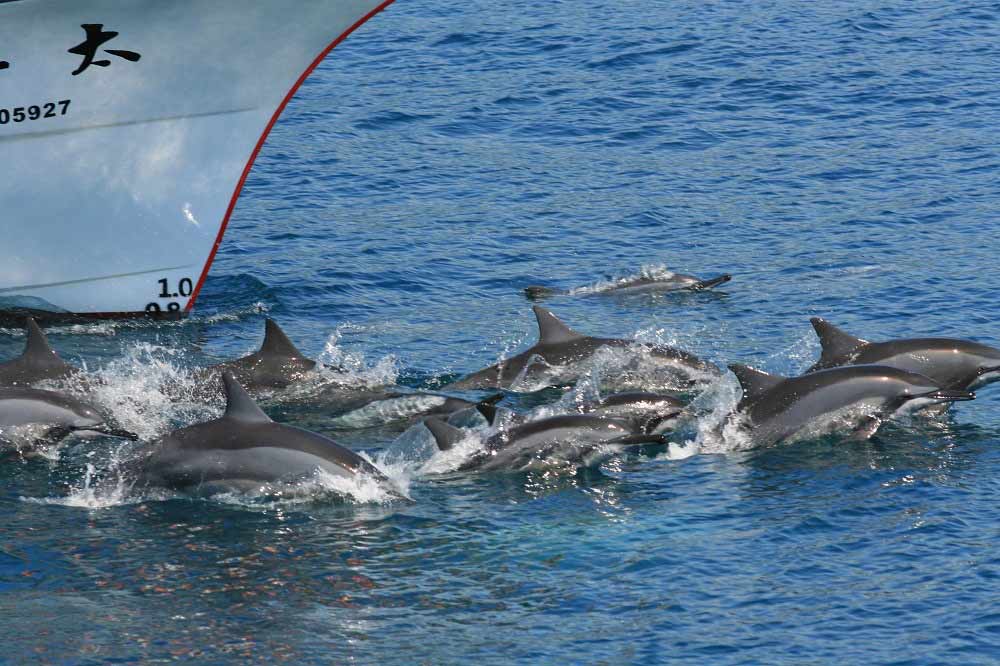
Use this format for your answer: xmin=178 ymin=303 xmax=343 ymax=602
xmin=524 ymin=286 xmax=565 ymax=300
xmin=474 ymin=393 xmax=504 ymax=426
xmin=689 ymin=274 xmax=732 ymax=291
xmin=424 ymin=417 xmax=469 ymax=452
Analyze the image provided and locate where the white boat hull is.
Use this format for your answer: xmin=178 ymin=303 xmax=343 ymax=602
xmin=0 ymin=0 xmax=394 ymax=318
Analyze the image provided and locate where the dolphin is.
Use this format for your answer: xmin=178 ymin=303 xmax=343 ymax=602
xmin=729 ymin=363 xmax=975 ymax=446
xmin=206 ymin=318 xmax=317 ymax=390
xmin=424 ymin=413 xmax=665 ymax=473
xmin=525 ymin=272 xmax=731 ymax=300
xmin=443 ymin=306 xmax=716 ymax=391
xmin=0 ymin=318 xmax=79 ymax=386
xmin=807 ymin=317 xmax=1000 ymax=391
xmin=0 ymin=387 xmax=137 ymax=452
xmin=133 ymin=372 xmax=402 ymax=496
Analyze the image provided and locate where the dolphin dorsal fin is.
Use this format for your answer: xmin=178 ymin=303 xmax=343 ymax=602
xmin=810 ymin=318 xmax=868 ymax=366
xmin=533 ymin=306 xmax=583 ymax=345
xmin=728 ymin=364 xmax=786 ymax=403
xmin=424 ymin=417 xmax=467 ymax=452
xmin=23 ymin=318 xmax=60 ymax=362
xmin=221 ymin=372 xmax=272 ymax=422
xmin=260 ymin=319 xmax=306 ymax=359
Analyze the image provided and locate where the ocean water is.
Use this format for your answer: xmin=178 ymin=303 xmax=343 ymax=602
xmin=4 ymin=0 xmax=1000 ymax=663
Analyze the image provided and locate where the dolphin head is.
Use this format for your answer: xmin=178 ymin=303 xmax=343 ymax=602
xmin=891 ymin=371 xmax=976 ymax=415
xmin=69 ymin=403 xmax=103 ymax=429
xmin=63 ymin=402 xmax=139 ymax=440
xmin=970 ymin=364 xmax=1000 ymax=390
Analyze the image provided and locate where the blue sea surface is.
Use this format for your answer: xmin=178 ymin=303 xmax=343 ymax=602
xmin=3 ymin=1 xmax=1000 ymax=663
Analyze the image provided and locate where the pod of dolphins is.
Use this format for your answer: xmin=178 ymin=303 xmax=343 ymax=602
xmin=2 ymin=268 xmax=998 ymax=501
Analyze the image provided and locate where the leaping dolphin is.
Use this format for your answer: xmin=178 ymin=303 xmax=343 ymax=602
xmin=206 ymin=319 xmax=317 ymax=390
xmin=729 ymin=364 xmax=975 ymax=446
xmin=133 ymin=372 xmax=402 ymax=497
xmin=443 ymin=306 xmax=716 ymax=391
xmin=525 ymin=272 xmax=731 ymax=300
xmin=0 ymin=318 xmax=79 ymax=386
xmin=0 ymin=387 xmax=137 ymax=452
xmin=424 ymin=413 xmax=665 ymax=473
xmin=807 ymin=317 xmax=1000 ymax=391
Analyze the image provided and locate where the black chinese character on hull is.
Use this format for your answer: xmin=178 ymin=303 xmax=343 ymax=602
xmin=69 ymin=24 xmax=141 ymax=76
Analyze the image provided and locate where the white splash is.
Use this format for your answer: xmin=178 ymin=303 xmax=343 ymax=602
xmin=568 ymin=263 xmax=678 ymax=295
xmin=316 ymin=327 xmax=399 ymax=389
xmin=56 ymin=342 xmax=217 ymax=442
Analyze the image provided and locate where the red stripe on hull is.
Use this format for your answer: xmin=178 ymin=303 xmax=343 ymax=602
xmin=184 ymin=0 xmax=398 ymax=311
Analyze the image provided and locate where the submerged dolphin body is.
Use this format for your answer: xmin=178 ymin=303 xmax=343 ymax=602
xmin=0 ymin=318 xmax=79 ymax=386
xmin=134 ymin=372 xmax=401 ymax=496
xmin=473 ymin=391 xmax=686 ymax=435
xmin=807 ymin=317 xmax=1000 ymax=391
xmin=729 ymin=364 xmax=975 ymax=446
xmin=206 ymin=319 xmax=318 ymax=390
xmin=424 ymin=413 xmax=665 ymax=473
xmin=525 ymin=272 xmax=731 ymax=300
xmin=581 ymin=391 xmax=687 ymax=434
xmin=331 ymin=391 xmax=503 ymax=429
xmin=444 ymin=306 xmax=716 ymax=391
xmin=0 ymin=387 xmax=137 ymax=451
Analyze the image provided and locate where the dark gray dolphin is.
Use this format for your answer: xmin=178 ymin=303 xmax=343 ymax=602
xmin=807 ymin=317 xmax=1000 ymax=391
xmin=729 ymin=364 xmax=975 ymax=446
xmin=525 ymin=272 xmax=731 ymax=300
xmin=424 ymin=413 xmax=665 ymax=473
xmin=0 ymin=387 xmax=137 ymax=451
xmin=444 ymin=306 xmax=716 ymax=390
xmin=134 ymin=372 xmax=401 ymax=496
xmin=207 ymin=319 xmax=317 ymax=390
xmin=0 ymin=318 xmax=79 ymax=386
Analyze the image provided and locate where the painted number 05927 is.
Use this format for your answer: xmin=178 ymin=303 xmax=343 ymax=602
xmin=0 ymin=99 xmax=71 ymax=124
xmin=146 ymin=277 xmax=194 ymax=314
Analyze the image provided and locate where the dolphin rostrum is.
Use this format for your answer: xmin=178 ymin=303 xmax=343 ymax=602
xmin=424 ymin=413 xmax=666 ymax=473
xmin=525 ymin=272 xmax=731 ymax=300
xmin=444 ymin=306 xmax=716 ymax=391
xmin=807 ymin=317 xmax=1000 ymax=391
xmin=0 ymin=318 xmax=79 ymax=386
xmin=729 ymin=363 xmax=975 ymax=446
xmin=133 ymin=372 xmax=401 ymax=496
xmin=207 ymin=318 xmax=317 ymax=390
xmin=0 ymin=387 xmax=137 ymax=451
